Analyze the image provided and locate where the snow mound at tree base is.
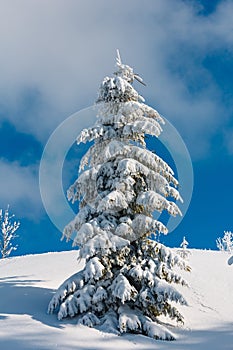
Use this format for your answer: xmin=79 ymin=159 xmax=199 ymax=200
xmin=0 ymin=249 xmax=232 ymax=350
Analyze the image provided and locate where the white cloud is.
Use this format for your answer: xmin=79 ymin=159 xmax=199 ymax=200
xmin=0 ymin=159 xmax=42 ymax=220
xmin=0 ymin=0 xmax=232 ymax=157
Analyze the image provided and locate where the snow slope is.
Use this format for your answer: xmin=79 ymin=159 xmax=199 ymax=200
xmin=0 ymin=249 xmax=232 ymax=350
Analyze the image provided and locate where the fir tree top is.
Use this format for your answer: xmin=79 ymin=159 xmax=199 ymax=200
xmin=96 ymin=50 xmax=145 ymax=104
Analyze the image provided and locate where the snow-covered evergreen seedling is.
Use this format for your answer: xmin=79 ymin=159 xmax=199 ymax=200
xmin=0 ymin=206 xmax=20 ymax=259
xmin=48 ymin=52 xmax=190 ymax=340
xmin=216 ymin=231 xmax=233 ymax=254
xmin=177 ymin=236 xmax=190 ymax=260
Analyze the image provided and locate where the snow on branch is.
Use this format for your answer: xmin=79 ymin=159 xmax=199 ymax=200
xmin=110 ymin=273 xmax=137 ymax=303
xmin=76 ymin=231 xmax=130 ymax=259
xmin=96 ymin=76 xmax=144 ymax=104
xmin=131 ymin=214 xmax=168 ymax=236
xmin=58 ymin=284 xmax=96 ymax=320
xmin=137 ymin=190 xmax=182 ymax=216
xmin=62 ymin=205 xmax=95 ymax=242
xmin=48 ymin=270 xmax=84 ymax=314
xmin=122 ymin=119 xmax=162 ymax=138
xmin=98 ymin=101 xmax=164 ymax=124
xmin=97 ymin=190 xmax=128 ymax=212
xmin=118 ymin=305 xmax=175 ymax=340
xmin=79 ymin=141 xmax=177 ymax=187
xmin=116 ymin=158 xmax=175 ymax=198
xmin=67 ymin=166 xmax=100 ymax=204
xmin=83 ymin=257 xmax=105 ymax=282
xmin=154 ymin=279 xmax=187 ymax=305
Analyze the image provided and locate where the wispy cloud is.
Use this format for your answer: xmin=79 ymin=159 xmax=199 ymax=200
xmin=224 ymin=128 xmax=233 ymax=155
xmin=0 ymin=0 xmax=232 ymax=252
xmin=0 ymin=0 xmax=232 ymax=157
xmin=0 ymin=159 xmax=42 ymax=219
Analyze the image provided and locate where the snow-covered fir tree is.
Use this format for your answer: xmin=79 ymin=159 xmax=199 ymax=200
xmin=48 ymin=52 xmax=190 ymax=340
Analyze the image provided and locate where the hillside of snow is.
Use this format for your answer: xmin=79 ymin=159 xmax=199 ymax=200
xmin=0 ymin=249 xmax=232 ymax=350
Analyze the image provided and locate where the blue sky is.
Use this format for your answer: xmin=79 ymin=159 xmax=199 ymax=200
xmin=0 ymin=0 xmax=233 ymax=256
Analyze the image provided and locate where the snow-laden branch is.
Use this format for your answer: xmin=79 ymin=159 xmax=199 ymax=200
xmin=137 ymin=190 xmax=182 ymax=216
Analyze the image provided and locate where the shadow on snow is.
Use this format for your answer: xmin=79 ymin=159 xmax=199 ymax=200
xmin=0 ymin=275 xmax=77 ymax=329
xmin=0 ymin=276 xmax=232 ymax=349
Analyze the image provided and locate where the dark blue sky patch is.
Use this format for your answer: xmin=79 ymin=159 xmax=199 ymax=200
xmin=13 ymin=215 xmax=74 ymax=257
xmin=183 ymin=0 xmax=222 ymax=16
xmin=147 ymin=135 xmax=178 ymax=178
xmin=197 ymin=0 xmax=222 ymax=15
xmin=162 ymin=48 xmax=211 ymax=100
xmin=164 ymin=153 xmax=233 ymax=249
xmin=1 ymin=0 xmax=233 ymax=256
xmin=203 ymin=50 xmax=233 ymax=103
xmin=0 ymin=120 xmax=42 ymax=166
xmin=62 ymin=140 xmax=94 ymax=213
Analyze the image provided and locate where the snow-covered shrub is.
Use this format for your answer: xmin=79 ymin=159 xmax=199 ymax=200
xmin=216 ymin=231 xmax=233 ymax=253
xmin=0 ymin=206 xmax=20 ymax=259
xmin=48 ymin=51 xmax=190 ymax=340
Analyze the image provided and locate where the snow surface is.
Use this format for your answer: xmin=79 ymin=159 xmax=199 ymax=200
xmin=0 ymin=249 xmax=232 ymax=350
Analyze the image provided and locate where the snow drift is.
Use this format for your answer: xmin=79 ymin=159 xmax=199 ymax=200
xmin=0 ymin=249 xmax=232 ymax=350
